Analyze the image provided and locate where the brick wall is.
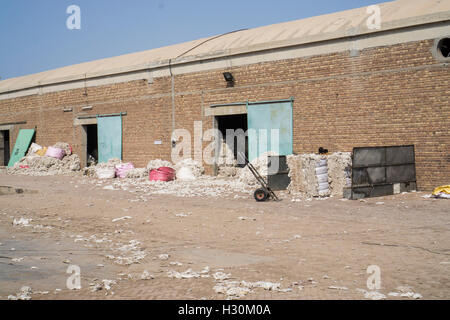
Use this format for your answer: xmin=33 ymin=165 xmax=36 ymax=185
xmin=0 ymin=39 xmax=449 ymax=190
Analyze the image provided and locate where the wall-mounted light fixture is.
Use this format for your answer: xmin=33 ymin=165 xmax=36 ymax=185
xmin=82 ymin=105 xmax=93 ymax=111
xmin=223 ymin=72 xmax=235 ymax=87
xmin=63 ymin=107 xmax=73 ymax=112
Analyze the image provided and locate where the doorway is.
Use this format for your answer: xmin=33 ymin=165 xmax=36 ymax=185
xmin=83 ymin=124 xmax=98 ymax=166
xmin=0 ymin=130 xmax=10 ymax=166
xmin=215 ymin=114 xmax=248 ymax=169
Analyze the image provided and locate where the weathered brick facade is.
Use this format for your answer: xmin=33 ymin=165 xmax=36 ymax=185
xmin=0 ymin=39 xmax=449 ymax=190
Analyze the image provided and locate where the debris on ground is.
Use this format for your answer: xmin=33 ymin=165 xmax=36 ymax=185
xmin=12 ymin=257 xmax=25 ymax=262
xmin=90 ymin=279 xmax=117 ymax=292
xmin=94 ymin=176 xmax=252 ymax=198
xmin=102 ymin=280 xmax=116 ymax=291
xmin=12 ymin=217 xmax=32 ymax=227
xmin=167 ymin=268 xmax=208 ymax=279
xmin=238 ymin=216 xmax=256 ymax=221
xmin=175 ymin=212 xmax=191 ymax=217
xmin=432 ymin=185 xmax=450 ymax=199
xmin=213 ymin=282 xmax=251 ymax=298
xmin=140 ymin=270 xmax=154 ymax=280
xmin=106 ymin=239 xmax=146 ymax=265
xmin=357 ymin=289 xmax=386 ymax=300
xmin=8 ymin=286 xmax=33 ymax=300
xmin=166 ymin=265 xmax=288 ymax=299
xmin=112 ymin=216 xmax=132 ymax=222
xmin=213 ymin=272 xmax=231 ymax=281
xmin=213 ymin=279 xmax=284 ymax=299
xmin=328 ymin=286 xmax=349 ymax=290
xmin=388 ymin=286 xmax=423 ymax=299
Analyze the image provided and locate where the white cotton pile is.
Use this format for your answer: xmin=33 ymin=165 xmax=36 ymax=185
xmin=125 ymin=168 xmax=148 ymax=178
xmin=146 ymin=159 xmax=174 ymax=171
xmin=174 ymin=158 xmax=204 ymax=181
xmin=8 ymin=154 xmax=81 ymax=176
xmin=84 ymin=158 xmax=121 ymax=179
xmin=237 ymin=151 xmax=278 ymax=186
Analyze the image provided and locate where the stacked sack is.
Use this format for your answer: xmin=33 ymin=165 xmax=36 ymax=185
xmin=316 ymin=158 xmax=330 ymax=196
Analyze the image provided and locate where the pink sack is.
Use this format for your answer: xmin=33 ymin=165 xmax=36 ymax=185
xmin=45 ymin=146 xmax=66 ymax=160
xmin=149 ymin=167 xmax=175 ymax=182
xmin=115 ymin=163 xmax=134 ymax=178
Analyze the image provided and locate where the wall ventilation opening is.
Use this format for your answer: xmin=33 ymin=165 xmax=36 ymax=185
xmin=437 ymin=38 xmax=450 ymax=58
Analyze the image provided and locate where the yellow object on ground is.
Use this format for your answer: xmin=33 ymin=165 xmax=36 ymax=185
xmin=432 ymin=185 xmax=450 ymax=196
xmin=36 ymin=147 xmax=47 ymax=157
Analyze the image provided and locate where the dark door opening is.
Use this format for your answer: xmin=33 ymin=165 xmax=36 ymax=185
xmin=0 ymin=130 xmax=10 ymax=166
xmin=85 ymin=124 xmax=98 ymax=166
xmin=216 ymin=114 xmax=248 ymax=168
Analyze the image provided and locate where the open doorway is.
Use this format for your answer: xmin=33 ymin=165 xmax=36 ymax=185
xmin=215 ymin=114 xmax=248 ymax=174
xmin=83 ymin=124 xmax=98 ymax=166
xmin=0 ymin=130 xmax=10 ymax=166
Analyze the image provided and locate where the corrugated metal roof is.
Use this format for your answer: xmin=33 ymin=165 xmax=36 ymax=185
xmin=1 ymin=0 xmax=449 ymax=94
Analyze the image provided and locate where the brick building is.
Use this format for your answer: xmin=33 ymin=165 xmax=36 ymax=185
xmin=0 ymin=0 xmax=449 ymax=190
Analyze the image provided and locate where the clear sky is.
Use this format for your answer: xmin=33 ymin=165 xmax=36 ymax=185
xmin=0 ymin=0 xmax=388 ymax=80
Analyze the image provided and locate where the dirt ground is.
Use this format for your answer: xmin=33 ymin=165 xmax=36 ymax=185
xmin=0 ymin=173 xmax=449 ymax=300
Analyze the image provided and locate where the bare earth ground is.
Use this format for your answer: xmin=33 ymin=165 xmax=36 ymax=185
xmin=0 ymin=173 xmax=449 ymax=300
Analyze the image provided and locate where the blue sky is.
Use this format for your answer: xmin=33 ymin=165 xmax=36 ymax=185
xmin=0 ymin=0 xmax=387 ymax=80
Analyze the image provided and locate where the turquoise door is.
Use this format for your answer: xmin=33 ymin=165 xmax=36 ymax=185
xmin=97 ymin=115 xmax=122 ymax=163
xmin=247 ymin=101 xmax=293 ymax=161
xmin=8 ymin=129 xmax=35 ymax=167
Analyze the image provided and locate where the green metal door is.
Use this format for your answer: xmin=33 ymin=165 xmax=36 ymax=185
xmin=7 ymin=129 xmax=35 ymax=167
xmin=97 ymin=115 xmax=122 ymax=163
xmin=247 ymin=100 xmax=293 ymax=161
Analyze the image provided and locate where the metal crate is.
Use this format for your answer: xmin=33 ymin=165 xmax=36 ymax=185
xmin=348 ymin=145 xmax=417 ymax=199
